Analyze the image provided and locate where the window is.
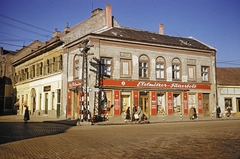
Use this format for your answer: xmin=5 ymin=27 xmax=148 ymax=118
xmin=201 ymin=66 xmax=209 ymax=81
xmin=21 ymin=69 xmax=24 ymax=81
xmin=53 ymin=57 xmax=57 ymax=72
xmin=57 ymin=89 xmax=61 ymax=103
xmin=74 ymin=57 xmax=79 ymax=78
xmin=39 ymin=62 xmax=43 ymax=75
xmin=187 ymin=65 xmax=196 ymax=81
xmin=25 ymin=68 xmax=29 ymax=80
xmin=139 ymin=55 xmax=149 ymax=78
xmin=121 ymin=59 xmax=131 ymax=77
xmin=100 ymin=57 xmax=111 ymax=77
xmin=49 ymin=59 xmax=53 ymax=73
xmin=172 ymin=58 xmax=181 ymax=80
xmin=225 ymin=98 xmax=232 ymax=111
xmin=120 ymin=52 xmax=132 ymax=78
xmin=54 ymin=56 xmax=62 ymax=71
xmin=156 ymin=56 xmax=165 ymax=79
xmin=44 ymin=60 xmax=49 ymax=75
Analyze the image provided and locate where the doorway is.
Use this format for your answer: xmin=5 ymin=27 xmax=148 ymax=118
xmin=202 ymin=93 xmax=209 ymax=116
xmin=45 ymin=93 xmax=48 ymax=114
xmin=173 ymin=93 xmax=181 ymax=114
xmin=31 ymin=88 xmax=36 ymax=115
xmin=140 ymin=92 xmax=150 ymax=118
xmin=237 ymin=98 xmax=240 ymax=113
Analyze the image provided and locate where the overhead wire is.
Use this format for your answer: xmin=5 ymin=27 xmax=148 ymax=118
xmin=0 ymin=13 xmax=52 ymax=33
xmin=0 ymin=13 xmax=53 ymax=50
xmin=0 ymin=31 xmax=36 ymax=41
xmin=0 ymin=20 xmax=50 ymax=37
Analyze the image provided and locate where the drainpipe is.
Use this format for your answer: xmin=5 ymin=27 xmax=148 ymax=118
xmin=214 ymin=51 xmax=218 ymax=118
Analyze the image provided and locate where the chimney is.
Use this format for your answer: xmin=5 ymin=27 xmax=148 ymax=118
xmin=64 ymin=23 xmax=70 ymax=34
xmin=106 ymin=4 xmax=112 ymax=28
xmin=53 ymin=28 xmax=61 ymax=37
xmin=159 ymin=24 xmax=164 ymax=35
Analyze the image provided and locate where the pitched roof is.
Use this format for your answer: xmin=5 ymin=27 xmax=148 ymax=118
xmin=97 ymin=27 xmax=216 ymax=51
xmin=217 ymin=67 xmax=240 ymax=86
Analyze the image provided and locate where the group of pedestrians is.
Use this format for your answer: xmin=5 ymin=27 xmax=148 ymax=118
xmin=125 ymin=105 xmax=145 ymax=123
xmin=190 ymin=104 xmax=232 ymax=120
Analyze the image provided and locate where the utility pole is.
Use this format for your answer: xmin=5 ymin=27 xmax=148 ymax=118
xmin=78 ymin=39 xmax=94 ymax=122
xmin=89 ymin=57 xmax=101 ymax=117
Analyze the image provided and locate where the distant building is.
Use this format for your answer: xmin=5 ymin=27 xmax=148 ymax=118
xmin=0 ymin=47 xmax=16 ymax=115
xmin=217 ymin=68 xmax=240 ymax=116
xmin=10 ymin=4 xmax=217 ymax=120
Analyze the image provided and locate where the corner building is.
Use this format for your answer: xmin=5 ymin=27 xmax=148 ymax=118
xmin=89 ymin=29 xmax=216 ymax=119
xmin=63 ymin=4 xmax=217 ymax=120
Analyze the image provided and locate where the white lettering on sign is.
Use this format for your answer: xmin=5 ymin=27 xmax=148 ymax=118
xmin=170 ymin=83 xmax=196 ymax=89
xmin=137 ymin=82 xmax=167 ymax=87
xmin=136 ymin=81 xmax=197 ymax=89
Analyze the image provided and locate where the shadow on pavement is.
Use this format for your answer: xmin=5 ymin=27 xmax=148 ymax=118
xmin=0 ymin=120 xmax=77 ymax=145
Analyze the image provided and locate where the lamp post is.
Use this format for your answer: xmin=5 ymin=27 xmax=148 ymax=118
xmin=78 ymin=39 xmax=94 ymax=122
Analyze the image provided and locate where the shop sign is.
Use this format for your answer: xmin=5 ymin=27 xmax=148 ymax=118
xmin=43 ymin=85 xmax=51 ymax=92
xmin=151 ymin=91 xmax=157 ymax=115
xmin=168 ymin=92 xmax=173 ymax=114
xmin=198 ymin=93 xmax=203 ymax=114
xmin=183 ymin=92 xmax=188 ymax=114
xmin=114 ymin=90 xmax=120 ymax=115
xmin=103 ymin=79 xmax=211 ymax=90
xmin=68 ymin=80 xmax=82 ymax=89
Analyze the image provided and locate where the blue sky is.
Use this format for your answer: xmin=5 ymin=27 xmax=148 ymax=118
xmin=0 ymin=0 xmax=239 ymax=67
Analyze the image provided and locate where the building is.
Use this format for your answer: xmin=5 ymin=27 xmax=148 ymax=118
xmin=10 ymin=4 xmax=217 ymax=120
xmin=12 ymin=38 xmax=64 ymax=118
xmin=217 ymin=67 xmax=240 ymax=116
xmin=0 ymin=47 xmax=16 ymax=115
xmin=63 ymin=4 xmax=217 ymax=121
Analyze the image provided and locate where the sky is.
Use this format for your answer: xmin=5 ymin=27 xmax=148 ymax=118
xmin=0 ymin=0 xmax=240 ymax=67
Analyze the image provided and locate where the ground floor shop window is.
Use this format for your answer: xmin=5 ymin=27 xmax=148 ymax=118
xmin=121 ymin=93 xmax=131 ymax=115
xmin=188 ymin=94 xmax=197 ymax=113
xmin=225 ymin=98 xmax=232 ymax=111
xmin=100 ymin=91 xmax=113 ymax=115
xmin=157 ymin=93 xmax=165 ymax=114
xmin=173 ymin=93 xmax=181 ymax=113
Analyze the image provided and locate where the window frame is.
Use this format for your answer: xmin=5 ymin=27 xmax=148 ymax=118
xmin=100 ymin=57 xmax=112 ymax=78
xmin=156 ymin=56 xmax=165 ymax=79
xmin=139 ymin=55 xmax=149 ymax=78
xmin=172 ymin=58 xmax=181 ymax=80
xmin=201 ymin=66 xmax=209 ymax=82
xmin=187 ymin=65 xmax=196 ymax=81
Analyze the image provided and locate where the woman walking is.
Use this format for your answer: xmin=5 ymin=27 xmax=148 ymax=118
xmin=24 ymin=107 xmax=30 ymax=123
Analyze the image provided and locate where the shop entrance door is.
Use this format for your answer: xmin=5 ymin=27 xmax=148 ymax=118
xmin=236 ymin=98 xmax=240 ymax=114
xmin=202 ymin=93 xmax=209 ymax=116
xmin=140 ymin=94 xmax=150 ymax=119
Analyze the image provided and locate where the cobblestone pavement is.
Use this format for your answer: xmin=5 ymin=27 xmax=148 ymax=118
xmin=0 ymin=116 xmax=240 ymax=159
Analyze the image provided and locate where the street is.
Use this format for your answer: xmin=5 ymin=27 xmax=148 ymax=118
xmin=0 ymin=119 xmax=240 ymax=159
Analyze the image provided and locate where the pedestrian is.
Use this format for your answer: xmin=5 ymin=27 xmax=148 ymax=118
xmin=24 ymin=107 xmax=30 ymax=123
xmin=193 ymin=106 xmax=198 ymax=119
xmin=125 ymin=107 xmax=131 ymax=121
xmin=132 ymin=105 xmax=136 ymax=121
xmin=227 ymin=106 xmax=231 ymax=118
xmin=136 ymin=106 xmax=143 ymax=123
xmin=189 ymin=106 xmax=194 ymax=120
xmin=216 ymin=104 xmax=221 ymax=118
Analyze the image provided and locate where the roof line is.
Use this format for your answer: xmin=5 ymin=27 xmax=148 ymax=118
xmin=188 ymin=36 xmax=217 ymax=51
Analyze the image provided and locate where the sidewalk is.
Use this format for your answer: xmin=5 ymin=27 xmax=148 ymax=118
xmin=0 ymin=114 xmax=239 ymax=126
xmin=100 ymin=114 xmax=240 ymax=125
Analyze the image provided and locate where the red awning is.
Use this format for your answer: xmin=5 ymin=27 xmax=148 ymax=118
xmin=23 ymin=100 xmax=28 ymax=107
xmin=14 ymin=101 xmax=19 ymax=107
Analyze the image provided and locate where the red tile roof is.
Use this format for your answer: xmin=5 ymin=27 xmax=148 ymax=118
xmin=217 ymin=67 xmax=240 ymax=85
xmin=97 ymin=27 xmax=216 ymax=51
